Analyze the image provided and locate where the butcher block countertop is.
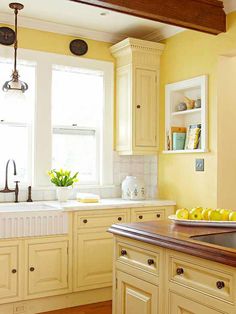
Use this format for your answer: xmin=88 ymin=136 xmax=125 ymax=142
xmin=108 ymin=220 xmax=236 ymax=267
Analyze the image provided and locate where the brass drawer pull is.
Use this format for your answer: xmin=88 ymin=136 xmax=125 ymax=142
xmin=30 ymin=267 xmax=35 ymax=272
xmin=147 ymin=259 xmax=154 ymax=266
xmin=176 ymin=267 xmax=184 ymax=275
xmin=118 ymin=217 xmax=122 ymax=221
xmin=12 ymin=269 xmax=17 ymax=274
xmin=156 ymin=214 xmax=161 ymax=218
xmin=83 ymin=219 xmax=88 ymax=224
xmin=216 ymin=281 xmax=225 ymax=289
xmin=121 ymin=249 xmax=127 ymax=256
xmin=139 ymin=215 xmax=143 ymax=220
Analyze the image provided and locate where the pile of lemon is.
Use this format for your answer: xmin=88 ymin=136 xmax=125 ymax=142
xmin=176 ymin=207 xmax=236 ymax=221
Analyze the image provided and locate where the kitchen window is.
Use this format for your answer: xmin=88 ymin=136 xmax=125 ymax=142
xmin=0 ymin=58 xmax=35 ymax=185
xmin=51 ymin=65 xmax=103 ymax=184
xmin=0 ymin=47 xmax=114 ymax=188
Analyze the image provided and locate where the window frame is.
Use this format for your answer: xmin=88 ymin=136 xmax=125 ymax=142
xmin=0 ymin=46 xmax=114 ymax=188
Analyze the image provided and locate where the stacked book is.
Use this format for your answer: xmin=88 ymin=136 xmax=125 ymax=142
xmin=168 ymin=124 xmax=201 ymax=151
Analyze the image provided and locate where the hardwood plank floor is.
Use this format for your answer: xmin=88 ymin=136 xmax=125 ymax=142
xmin=39 ymin=301 xmax=112 ymax=314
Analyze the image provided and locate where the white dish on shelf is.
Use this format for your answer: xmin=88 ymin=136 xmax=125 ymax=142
xmin=168 ymin=215 xmax=236 ymax=228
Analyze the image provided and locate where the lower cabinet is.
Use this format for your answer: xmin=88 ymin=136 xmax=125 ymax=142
xmin=74 ymin=231 xmax=113 ymax=291
xmin=26 ymin=238 xmax=70 ymax=298
xmin=113 ymin=237 xmax=236 ymax=314
xmin=0 ymin=241 xmax=22 ymax=304
xmin=169 ymin=292 xmax=223 ymax=314
xmin=116 ymin=270 xmax=158 ymax=314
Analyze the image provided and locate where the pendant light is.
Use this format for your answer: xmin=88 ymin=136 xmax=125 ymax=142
xmin=2 ymin=3 xmax=28 ymax=93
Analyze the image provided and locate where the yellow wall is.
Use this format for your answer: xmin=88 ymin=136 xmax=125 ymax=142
xmin=10 ymin=25 xmax=114 ymax=62
xmin=159 ymin=12 xmax=236 ymax=209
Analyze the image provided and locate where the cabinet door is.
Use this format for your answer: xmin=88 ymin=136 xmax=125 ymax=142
xmin=0 ymin=244 xmax=21 ymax=303
xmin=169 ymin=292 xmax=224 ymax=314
xmin=74 ymin=231 xmax=113 ymax=291
xmin=135 ymin=68 xmax=157 ymax=148
xmin=27 ymin=240 xmax=69 ymax=297
xmin=116 ymin=270 xmax=158 ymax=314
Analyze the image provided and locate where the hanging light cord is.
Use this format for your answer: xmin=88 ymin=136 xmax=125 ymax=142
xmin=13 ymin=7 xmax=18 ymax=81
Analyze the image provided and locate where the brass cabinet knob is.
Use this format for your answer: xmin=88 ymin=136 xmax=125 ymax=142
xmin=118 ymin=217 xmax=122 ymax=221
xmin=156 ymin=214 xmax=161 ymax=218
xmin=30 ymin=267 xmax=35 ymax=272
xmin=216 ymin=281 xmax=225 ymax=289
xmin=176 ymin=267 xmax=184 ymax=275
xmin=139 ymin=215 xmax=143 ymax=220
xmin=137 ymin=105 xmax=141 ymax=109
xmin=12 ymin=269 xmax=17 ymax=274
xmin=121 ymin=249 xmax=127 ymax=256
xmin=83 ymin=219 xmax=88 ymax=224
xmin=147 ymin=259 xmax=154 ymax=266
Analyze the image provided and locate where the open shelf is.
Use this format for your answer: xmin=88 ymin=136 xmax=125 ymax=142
xmin=171 ymin=108 xmax=202 ymax=116
xmin=162 ymin=149 xmax=208 ymax=154
xmin=165 ymin=75 xmax=208 ymax=153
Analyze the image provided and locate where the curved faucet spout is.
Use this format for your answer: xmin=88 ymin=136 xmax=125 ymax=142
xmin=4 ymin=159 xmax=17 ymax=190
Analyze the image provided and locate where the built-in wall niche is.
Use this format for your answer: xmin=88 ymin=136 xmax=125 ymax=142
xmin=164 ymin=75 xmax=208 ymax=154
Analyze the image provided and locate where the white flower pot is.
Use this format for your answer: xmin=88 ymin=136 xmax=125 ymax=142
xmin=56 ymin=187 xmax=71 ymax=202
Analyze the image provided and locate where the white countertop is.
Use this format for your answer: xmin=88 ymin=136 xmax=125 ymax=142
xmin=0 ymin=199 xmax=176 ymax=213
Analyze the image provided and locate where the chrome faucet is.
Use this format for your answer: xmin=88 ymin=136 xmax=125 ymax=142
xmin=0 ymin=159 xmax=19 ymax=202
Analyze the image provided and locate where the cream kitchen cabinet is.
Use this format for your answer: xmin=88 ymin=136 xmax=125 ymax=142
xmin=110 ymin=38 xmax=164 ymax=155
xmin=0 ymin=240 xmax=22 ymax=304
xmin=25 ymin=237 xmax=71 ymax=299
xmin=116 ymin=270 xmax=158 ymax=314
xmin=73 ymin=209 xmax=130 ymax=291
xmin=169 ymin=292 xmax=223 ymax=314
xmin=111 ymin=236 xmax=236 ymax=314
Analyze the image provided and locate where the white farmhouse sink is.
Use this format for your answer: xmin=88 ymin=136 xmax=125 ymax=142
xmin=0 ymin=202 xmax=68 ymax=238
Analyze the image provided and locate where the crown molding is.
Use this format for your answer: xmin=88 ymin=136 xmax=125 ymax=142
xmin=0 ymin=12 xmax=184 ymax=45
xmin=0 ymin=13 xmax=125 ymax=43
xmin=143 ymin=25 xmax=184 ymax=42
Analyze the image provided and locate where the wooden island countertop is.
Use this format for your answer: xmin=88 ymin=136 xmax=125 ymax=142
xmin=108 ymin=220 xmax=236 ymax=267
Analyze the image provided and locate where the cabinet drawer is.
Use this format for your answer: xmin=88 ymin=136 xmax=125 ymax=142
xmin=169 ymin=254 xmax=234 ymax=303
xmin=131 ymin=208 xmax=164 ymax=222
xmin=77 ymin=211 xmax=128 ymax=229
xmin=117 ymin=241 xmax=159 ymax=276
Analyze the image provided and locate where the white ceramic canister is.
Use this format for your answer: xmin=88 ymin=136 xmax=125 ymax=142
xmin=56 ymin=186 xmax=72 ymax=202
xmin=121 ymin=176 xmax=146 ymax=200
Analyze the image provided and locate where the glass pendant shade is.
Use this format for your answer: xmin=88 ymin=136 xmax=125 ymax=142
xmin=3 ymin=70 xmax=28 ymax=93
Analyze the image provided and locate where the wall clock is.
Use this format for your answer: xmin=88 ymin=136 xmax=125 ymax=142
xmin=0 ymin=27 xmax=15 ymax=46
xmin=69 ymin=39 xmax=88 ymax=56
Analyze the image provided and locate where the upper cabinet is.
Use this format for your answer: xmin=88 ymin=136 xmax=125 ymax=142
xmin=110 ymin=38 xmax=164 ymax=155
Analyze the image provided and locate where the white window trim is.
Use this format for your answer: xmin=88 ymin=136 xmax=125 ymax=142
xmin=0 ymin=46 xmax=114 ymax=188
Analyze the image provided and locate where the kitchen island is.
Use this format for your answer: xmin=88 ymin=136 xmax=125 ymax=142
xmin=109 ymin=220 xmax=236 ymax=314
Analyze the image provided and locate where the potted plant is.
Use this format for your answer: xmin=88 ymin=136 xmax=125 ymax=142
xmin=48 ymin=169 xmax=79 ymax=202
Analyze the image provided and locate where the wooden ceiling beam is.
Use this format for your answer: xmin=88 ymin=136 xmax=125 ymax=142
xmin=70 ymin=0 xmax=226 ymax=35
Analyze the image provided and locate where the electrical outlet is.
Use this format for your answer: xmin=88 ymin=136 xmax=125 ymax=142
xmin=13 ymin=303 xmax=26 ymax=314
xmin=195 ymin=158 xmax=204 ymax=171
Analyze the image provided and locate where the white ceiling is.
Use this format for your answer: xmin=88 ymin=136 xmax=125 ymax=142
xmin=0 ymin=0 xmax=183 ymax=43
xmin=223 ymin=0 xmax=236 ymax=14
xmin=0 ymin=0 xmax=234 ymax=43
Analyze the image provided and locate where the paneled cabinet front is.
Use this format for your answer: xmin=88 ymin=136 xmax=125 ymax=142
xmin=135 ymin=68 xmax=158 ymax=149
xmin=0 ymin=241 xmax=22 ymax=304
xmin=169 ymin=292 xmax=223 ymax=314
xmin=74 ymin=209 xmax=130 ymax=292
xmin=116 ymin=270 xmax=158 ymax=314
xmin=25 ymin=237 xmax=70 ymax=298
xmin=75 ymin=231 xmax=113 ymax=291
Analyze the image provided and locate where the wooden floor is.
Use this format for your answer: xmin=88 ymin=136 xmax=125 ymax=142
xmin=39 ymin=301 xmax=112 ymax=314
